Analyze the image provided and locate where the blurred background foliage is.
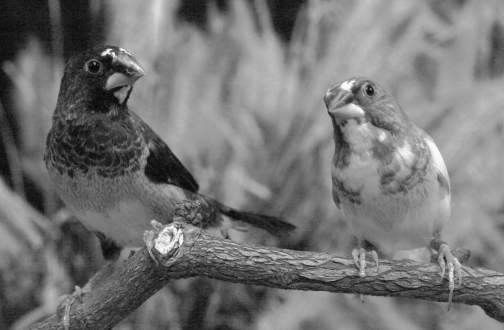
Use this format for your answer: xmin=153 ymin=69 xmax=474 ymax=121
xmin=1 ymin=0 xmax=504 ymax=329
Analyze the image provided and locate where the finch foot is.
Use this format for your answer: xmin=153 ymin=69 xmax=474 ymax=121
xmin=57 ymin=286 xmax=85 ymax=330
xmin=174 ymin=200 xmax=202 ymax=226
xmin=351 ymin=248 xmax=379 ymax=278
xmin=436 ymin=243 xmax=463 ymax=311
xmin=352 ymin=248 xmax=379 ymax=303
xmin=57 ymin=261 xmax=117 ymax=330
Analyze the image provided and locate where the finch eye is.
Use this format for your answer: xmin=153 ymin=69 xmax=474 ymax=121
xmin=364 ymin=85 xmax=375 ymax=96
xmin=85 ymin=60 xmax=102 ymax=74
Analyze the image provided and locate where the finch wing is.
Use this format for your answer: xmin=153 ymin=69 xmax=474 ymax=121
xmin=332 ymin=183 xmax=342 ymax=209
xmin=131 ymin=111 xmax=199 ymax=192
xmin=377 ymin=129 xmax=429 ymax=194
xmin=421 ymin=130 xmax=450 ymax=197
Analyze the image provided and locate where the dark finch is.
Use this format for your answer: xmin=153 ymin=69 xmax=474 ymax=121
xmin=324 ymin=77 xmax=464 ymax=309
xmin=45 ymin=46 xmax=294 ymax=326
xmin=45 ymin=46 xmax=293 ymax=257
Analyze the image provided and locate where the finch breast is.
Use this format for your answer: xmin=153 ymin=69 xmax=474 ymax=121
xmin=338 ymin=175 xmax=441 ymax=254
xmin=332 ymin=121 xmax=443 ymax=253
xmin=47 ymin=163 xmax=189 ymax=247
xmin=45 ymin=122 xmax=189 ymax=248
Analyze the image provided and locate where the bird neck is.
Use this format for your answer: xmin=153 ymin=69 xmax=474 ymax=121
xmin=54 ymin=87 xmax=128 ymax=123
xmin=331 ymin=116 xmax=346 ymax=153
xmin=340 ymin=120 xmax=381 ymax=155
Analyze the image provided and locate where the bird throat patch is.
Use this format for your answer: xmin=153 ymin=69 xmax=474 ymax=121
xmin=114 ymin=85 xmax=132 ymax=104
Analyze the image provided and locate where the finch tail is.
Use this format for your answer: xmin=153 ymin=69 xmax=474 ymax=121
xmin=215 ymin=202 xmax=296 ymax=238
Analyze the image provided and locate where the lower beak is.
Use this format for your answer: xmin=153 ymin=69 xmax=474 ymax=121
xmin=105 ymin=53 xmax=146 ymax=90
xmin=324 ymin=87 xmax=364 ymax=122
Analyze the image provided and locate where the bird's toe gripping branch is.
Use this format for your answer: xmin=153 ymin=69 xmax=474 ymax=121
xmin=174 ymin=200 xmax=203 ymax=226
xmin=436 ymin=243 xmax=463 ymax=311
xmin=58 ymin=286 xmax=84 ymax=330
xmin=351 ymin=248 xmax=379 ymax=303
xmin=351 ymin=248 xmax=379 ymax=278
xmin=430 ymin=237 xmax=474 ymax=311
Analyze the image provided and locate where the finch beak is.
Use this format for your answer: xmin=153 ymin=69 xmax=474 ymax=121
xmin=105 ymin=52 xmax=146 ymax=90
xmin=324 ymin=87 xmax=365 ymax=123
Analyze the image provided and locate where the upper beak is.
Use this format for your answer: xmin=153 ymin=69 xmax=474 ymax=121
xmin=324 ymin=86 xmax=364 ymax=122
xmin=105 ymin=52 xmax=146 ymax=90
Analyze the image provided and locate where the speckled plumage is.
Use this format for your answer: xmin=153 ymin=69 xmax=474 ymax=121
xmin=45 ymin=46 xmax=294 ymax=260
xmin=324 ymin=77 xmax=451 ymax=254
xmin=324 ymin=77 xmax=465 ymax=308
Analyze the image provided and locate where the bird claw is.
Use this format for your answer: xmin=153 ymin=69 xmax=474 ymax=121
xmin=371 ymin=250 xmax=379 ymax=274
xmin=437 ymin=243 xmax=463 ymax=311
xmin=352 ymin=248 xmax=379 ymax=278
xmin=57 ymin=286 xmax=84 ymax=330
xmin=352 ymin=248 xmax=365 ymax=278
xmin=352 ymin=248 xmax=379 ymax=303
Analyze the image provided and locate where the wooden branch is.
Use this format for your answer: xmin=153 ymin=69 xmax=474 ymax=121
xmin=29 ymin=212 xmax=504 ymax=329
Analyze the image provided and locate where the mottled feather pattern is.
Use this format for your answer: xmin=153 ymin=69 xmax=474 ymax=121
xmin=378 ymin=135 xmax=430 ymax=194
xmin=332 ymin=120 xmax=431 ymax=203
xmin=332 ymin=177 xmax=362 ymax=205
xmin=326 ymin=77 xmax=460 ymax=306
xmin=45 ymin=111 xmax=222 ymax=235
xmin=45 ymin=111 xmax=144 ymax=179
xmin=330 ymin=79 xmax=431 ymax=202
xmin=326 ymin=77 xmax=450 ymax=253
xmin=331 ymin=122 xmax=443 ymax=252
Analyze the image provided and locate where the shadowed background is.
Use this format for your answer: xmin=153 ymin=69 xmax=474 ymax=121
xmin=1 ymin=0 xmax=504 ymax=329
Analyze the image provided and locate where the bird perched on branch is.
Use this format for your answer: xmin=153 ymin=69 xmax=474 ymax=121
xmin=45 ymin=46 xmax=294 ymax=327
xmin=324 ymin=77 xmax=462 ymax=309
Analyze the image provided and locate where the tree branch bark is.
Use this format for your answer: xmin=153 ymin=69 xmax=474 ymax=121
xmin=28 ymin=212 xmax=504 ymax=329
